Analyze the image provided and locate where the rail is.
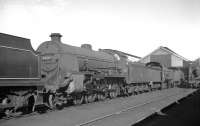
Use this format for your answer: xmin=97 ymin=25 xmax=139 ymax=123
xmin=76 ymin=90 xmax=193 ymax=126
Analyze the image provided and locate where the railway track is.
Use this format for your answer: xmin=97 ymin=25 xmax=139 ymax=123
xmin=76 ymin=90 xmax=194 ymax=126
xmin=0 ymin=88 xmax=165 ymax=122
xmin=0 ymin=104 xmax=54 ymax=122
xmin=0 ymin=88 xmax=195 ymax=126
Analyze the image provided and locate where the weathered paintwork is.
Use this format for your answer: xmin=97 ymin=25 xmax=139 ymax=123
xmin=0 ymin=33 xmax=40 ymax=83
xmin=37 ymin=38 xmax=117 ymax=91
xmin=127 ymin=63 xmax=162 ymax=84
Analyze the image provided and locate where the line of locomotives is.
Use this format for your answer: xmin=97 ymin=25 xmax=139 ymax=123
xmin=0 ymin=33 xmax=183 ymax=117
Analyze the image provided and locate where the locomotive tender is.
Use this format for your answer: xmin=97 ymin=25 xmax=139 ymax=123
xmin=0 ymin=33 xmax=182 ymax=116
xmin=0 ymin=33 xmax=41 ymax=115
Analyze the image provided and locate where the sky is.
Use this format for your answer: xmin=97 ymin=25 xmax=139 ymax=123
xmin=0 ymin=0 xmax=200 ymax=61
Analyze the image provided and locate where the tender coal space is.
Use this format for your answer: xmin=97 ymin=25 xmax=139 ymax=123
xmin=133 ymin=89 xmax=200 ymax=126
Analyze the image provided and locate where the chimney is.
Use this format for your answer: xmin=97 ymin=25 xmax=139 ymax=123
xmin=50 ymin=33 xmax=62 ymax=42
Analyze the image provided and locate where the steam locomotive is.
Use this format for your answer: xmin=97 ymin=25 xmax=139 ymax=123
xmin=0 ymin=33 xmax=183 ymax=116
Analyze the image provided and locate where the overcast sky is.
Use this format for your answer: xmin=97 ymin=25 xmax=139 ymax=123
xmin=0 ymin=0 xmax=200 ymax=60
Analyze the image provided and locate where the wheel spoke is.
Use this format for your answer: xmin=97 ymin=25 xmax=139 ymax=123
xmin=48 ymin=94 xmax=57 ymax=109
xmin=73 ymin=95 xmax=83 ymax=105
xmin=85 ymin=94 xmax=96 ymax=103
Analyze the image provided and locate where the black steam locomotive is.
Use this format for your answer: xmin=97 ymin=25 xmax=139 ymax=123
xmin=0 ymin=33 xmax=183 ymax=116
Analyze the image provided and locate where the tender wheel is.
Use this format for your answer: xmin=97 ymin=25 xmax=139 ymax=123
xmin=73 ymin=94 xmax=84 ymax=105
xmin=27 ymin=95 xmax=36 ymax=113
xmin=47 ymin=94 xmax=56 ymax=109
xmin=97 ymin=92 xmax=105 ymax=101
xmin=116 ymin=86 xmax=121 ymax=96
xmin=109 ymin=84 xmax=120 ymax=98
xmin=85 ymin=94 xmax=96 ymax=103
xmin=109 ymin=91 xmax=116 ymax=98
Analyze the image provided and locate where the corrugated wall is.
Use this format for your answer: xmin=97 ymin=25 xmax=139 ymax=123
xmin=150 ymin=54 xmax=171 ymax=67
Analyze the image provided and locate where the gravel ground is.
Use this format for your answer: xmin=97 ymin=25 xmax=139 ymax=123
xmin=133 ymin=89 xmax=200 ymax=126
xmin=0 ymin=88 xmax=195 ymax=126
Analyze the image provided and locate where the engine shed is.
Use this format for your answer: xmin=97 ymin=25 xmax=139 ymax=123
xmin=139 ymin=46 xmax=189 ymax=68
xmin=138 ymin=46 xmax=190 ymax=81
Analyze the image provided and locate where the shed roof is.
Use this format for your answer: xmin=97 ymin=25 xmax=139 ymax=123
xmin=139 ymin=46 xmax=189 ymax=62
xmin=101 ymin=49 xmax=141 ymax=59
